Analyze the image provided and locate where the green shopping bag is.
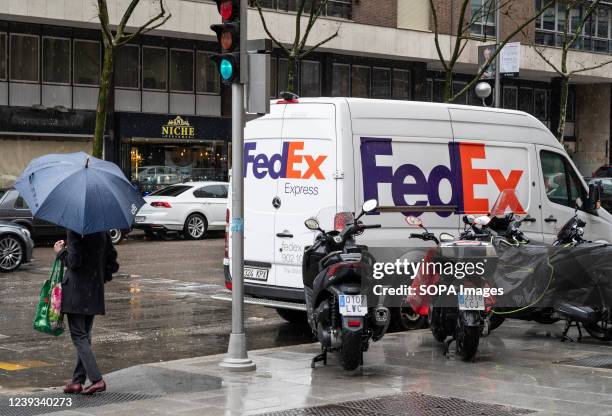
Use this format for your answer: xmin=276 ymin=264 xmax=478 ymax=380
xmin=33 ymin=258 xmax=65 ymax=336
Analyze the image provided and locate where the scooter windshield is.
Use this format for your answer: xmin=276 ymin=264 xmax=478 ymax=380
xmin=490 ymin=189 xmax=521 ymax=217
xmin=313 ymin=205 xmax=353 ymax=232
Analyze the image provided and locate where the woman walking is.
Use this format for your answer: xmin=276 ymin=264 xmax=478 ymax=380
xmin=54 ymin=230 xmax=118 ymax=395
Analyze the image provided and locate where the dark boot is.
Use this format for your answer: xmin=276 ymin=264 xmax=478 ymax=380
xmin=82 ymin=379 xmax=106 ymax=395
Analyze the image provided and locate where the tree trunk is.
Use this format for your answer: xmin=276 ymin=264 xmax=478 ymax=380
xmin=443 ymin=70 xmax=453 ymax=103
xmin=286 ymin=56 xmax=297 ymax=94
xmin=93 ymin=45 xmax=114 ymax=158
xmin=557 ymin=77 xmax=569 ymax=144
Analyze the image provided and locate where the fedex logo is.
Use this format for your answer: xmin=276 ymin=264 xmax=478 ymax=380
xmin=244 ymin=141 xmax=327 ymax=180
xmin=360 ymin=138 xmax=525 ymax=216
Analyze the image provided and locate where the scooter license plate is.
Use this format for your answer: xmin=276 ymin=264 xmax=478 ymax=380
xmin=458 ymin=293 xmax=485 ymax=310
xmin=339 ymin=295 xmax=367 ymax=316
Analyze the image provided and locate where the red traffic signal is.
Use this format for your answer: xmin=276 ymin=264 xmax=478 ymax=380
xmin=215 ymin=0 xmax=238 ymax=22
xmin=211 ymin=23 xmax=239 ymax=52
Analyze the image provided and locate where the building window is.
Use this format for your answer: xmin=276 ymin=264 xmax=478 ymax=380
xmin=42 ymin=37 xmax=70 ymax=85
xmin=73 ymin=40 xmax=100 ymax=86
xmin=300 ymin=60 xmax=320 ymax=97
xmin=142 ymin=46 xmax=167 ymax=91
xmin=534 ymin=88 xmax=547 ymax=121
xmin=452 ymin=81 xmax=468 ymax=104
xmin=351 ymin=65 xmax=370 ymax=98
xmin=332 ymin=63 xmax=349 ymax=97
xmin=277 ymin=58 xmax=299 ymax=95
xmin=0 ymin=33 xmax=5 ymax=80
xmin=392 ymin=69 xmax=410 ymax=100
xmin=503 ymin=85 xmax=518 ymax=109
xmin=115 ymin=44 xmax=139 ymax=89
xmin=371 ymin=67 xmax=391 ymax=99
xmin=470 ymin=0 xmax=496 ymax=37
xmin=518 ymin=87 xmax=534 ymax=114
xmin=170 ymin=49 xmax=194 ymax=92
xmin=254 ymin=0 xmax=352 ymax=19
xmin=196 ymin=51 xmax=220 ymax=94
xmin=10 ymin=34 xmax=39 ymax=82
xmin=536 ymin=0 xmax=612 ymax=54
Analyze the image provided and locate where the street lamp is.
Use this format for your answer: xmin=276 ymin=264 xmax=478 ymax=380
xmin=475 ymin=82 xmax=492 ymax=107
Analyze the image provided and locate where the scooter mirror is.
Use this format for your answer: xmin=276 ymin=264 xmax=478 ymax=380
xmin=362 ymin=199 xmax=378 ymax=213
xmin=439 ymin=233 xmax=455 ymax=242
xmin=575 ymin=197 xmax=583 ymax=209
xmin=463 ymin=214 xmax=476 ymax=225
xmin=405 ymin=216 xmax=423 ymax=227
xmin=304 ymin=218 xmax=320 ymax=231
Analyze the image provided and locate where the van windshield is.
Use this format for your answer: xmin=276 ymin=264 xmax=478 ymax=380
xmin=149 ymin=185 xmax=192 ymax=197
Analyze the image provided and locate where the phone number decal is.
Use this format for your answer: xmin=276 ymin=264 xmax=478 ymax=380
xmin=9 ymin=397 xmax=73 ymax=407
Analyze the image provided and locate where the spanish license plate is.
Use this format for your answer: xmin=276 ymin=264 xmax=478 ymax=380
xmin=244 ymin=267 xmax=269 ymax=281
xmin=135 ymin=216 xmax=145 ymax=223
xmin=339 ymin=295 xmax=367 ymax=316
xmin=458 ymin=293 xmax=485 ymax=310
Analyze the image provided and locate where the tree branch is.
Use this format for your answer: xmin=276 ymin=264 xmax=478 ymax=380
xmin=254 ymin=0 xmax=290 ymax=54
xmin=570 ymin=57 xmax=612 ymax=75
xmin=298 ymin=0 xmax=329 ymax=53
xmin=117 ymin=0 xmax=141 ymax=38
xmin=115 ymin=0 xmax=170 ymax=46
xmin=299 ymin=26 xmax=339 ymax=58
xmin=97 ymin=0 xmax=114 ymax=47
xmin=428 ymin=0 xmax=449 ymax=72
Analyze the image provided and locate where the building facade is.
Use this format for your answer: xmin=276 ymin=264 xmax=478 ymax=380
xmin=0 ymin=0 xmax=610 ymax=191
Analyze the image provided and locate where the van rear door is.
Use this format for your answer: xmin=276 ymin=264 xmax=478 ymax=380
xmin=274 ymin=103 xmax=337 ymax=289
xmin=241 ymin=104 xmax=286 ymax=287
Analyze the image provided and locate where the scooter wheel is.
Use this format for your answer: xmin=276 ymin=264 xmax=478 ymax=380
xmin=584 ymin=321 xmax=612 ymax=341
xmin=456 ymin=318 xmax=480 ymax=361
xmin=340 ymin=330 xmax=363 ymax=371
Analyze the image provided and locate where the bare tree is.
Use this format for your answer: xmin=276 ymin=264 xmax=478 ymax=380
xmin=253 ymin=0 xmax=340 ymax=94
xmin=93 ymin=0 xmax=171 ymax=158
xmin=429 ymin=0 xmax=554 ymax=103
xmin=523 ymin=0 xmax=612 ymax=142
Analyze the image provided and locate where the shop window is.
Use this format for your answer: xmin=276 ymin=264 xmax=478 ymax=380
xmin=10 ymin=34 xmax=39 ymax=82
xmin=42 ymin=37 xmax=70 ymax=84
xmin=566 ymin=88 xmax=575 ymax=122
xmin=115 ymin=44 xmax=139 ymax=89
xmin=196 ymin=51 xmax=220 ymax=94
xmin=503 ymin=86 xmax=518 ymax=109
xmin=518 ymin=87 xmax=534 ymax=115
xmin=73 ymin=40 xmax=100 ymax=86
xmin=392 ymin=69 xmax=410 ymax=100
xmin=426 ymin=78 xmax=433 ymax=102
xmin=277 ymin=58 xmax=299 ymax=95
xmin=300 ymin=60 xmax=320 ymax=97
xmin=253 ymin=0 xmax=351 ymax=19
xmin=0 ymin=33 xmax=5 ymax=80
xmin=433 ymin=79 xmax=445 ymax=102
xmin=470 ymin=0 xmax=496 ymax=37
xmin=351 ymin=65 xmax=370 ymax=98
xmin=170 ymin=49 xmax=194 ymax=92
xmin=452 ymin=81 xmax=468 ymax=104
xmin=534 ymin=88 xmax=547 ymax=120
xmin=143 ymin=46 xmax=167 ymax=91
xmin=269 ymin=57 xmax=277 ymax=98
xmin=331 ymin=63 xmax=349 ymax=97
xmin=371 ymin=67 xmax=391 ymax=99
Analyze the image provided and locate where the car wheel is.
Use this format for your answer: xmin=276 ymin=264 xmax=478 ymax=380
xmin=109 ymin=229 xmax=123 ymax=245
xmin=0 ymin=235 xmax=24 ymax=273
xmin=184 ymin=214 xmax=207 ymax=240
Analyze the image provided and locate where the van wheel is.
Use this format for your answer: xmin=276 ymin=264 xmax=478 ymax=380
xmin=390 ymin=306 xmax=428 ymax=331
xmin=276 ymin=308 xmax=307 ymax=324
xmin=184 ymin=214 xmax=207 ymax=240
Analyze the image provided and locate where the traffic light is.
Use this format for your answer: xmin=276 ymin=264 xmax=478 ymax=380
xmin=211 ymin=0 xmax=241 ymax=83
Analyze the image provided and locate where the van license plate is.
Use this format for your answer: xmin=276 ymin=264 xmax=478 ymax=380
xmin=135 ymin=216 xmax=145 ymax=223
xmin=244 ymin=267 xmax=268 ymax=281
xmin=339 ymin=295 xmax=367 ymax=316
xmin=458 ymin=293 xmax=485 ymax=310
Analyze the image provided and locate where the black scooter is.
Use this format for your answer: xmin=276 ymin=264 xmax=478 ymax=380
xmin=302 ymin=200 xmax=390 ymax=370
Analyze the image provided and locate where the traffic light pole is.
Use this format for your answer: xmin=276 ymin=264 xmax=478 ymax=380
xmin=220 ymin=82 xmax=256 ymax=372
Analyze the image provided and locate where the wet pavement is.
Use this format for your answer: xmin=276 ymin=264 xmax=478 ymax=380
xmin=2 ymin=320 xmax=612 ymax=415
xmin=0 ymin=235 xmax=314 ymax=392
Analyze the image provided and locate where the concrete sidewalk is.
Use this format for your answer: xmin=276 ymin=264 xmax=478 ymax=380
xmin=3 ymin=320 xmax=612 ymax=416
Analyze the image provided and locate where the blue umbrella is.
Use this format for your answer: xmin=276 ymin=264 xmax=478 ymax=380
xmin=15 ymin=152 xmax=145 ymax=235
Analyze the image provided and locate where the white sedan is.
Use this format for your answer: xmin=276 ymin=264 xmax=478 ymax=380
xmin=134 ymin=181 xmax=228 ymax=240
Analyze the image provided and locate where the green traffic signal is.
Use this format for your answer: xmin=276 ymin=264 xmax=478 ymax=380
xmin=220 ymin=59 xmax=234 ymax=81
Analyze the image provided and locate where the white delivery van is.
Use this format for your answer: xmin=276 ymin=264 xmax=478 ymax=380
xmin=217 ymin=98 xmax=612 ymax=326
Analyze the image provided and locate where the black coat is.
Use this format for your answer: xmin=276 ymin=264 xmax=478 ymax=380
xmin=60 ymin=231 xmax=116 ymax=315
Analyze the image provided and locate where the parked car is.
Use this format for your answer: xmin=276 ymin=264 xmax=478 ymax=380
xmin=0 ymin=188 xmax=127 ymax=244
xmin=134 ymin=181 xmax=228 ymax=240
xmin=592 ymin=164 xmax=612 ymax=178
xmin=0 ymin=221 xmax=34 ymax=272
xmin=588 ymin=177 xmax=612 ymax=213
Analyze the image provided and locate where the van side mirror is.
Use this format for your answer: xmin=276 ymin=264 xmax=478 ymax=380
xmin=584 ymin=183 xmax=601 ymax=214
